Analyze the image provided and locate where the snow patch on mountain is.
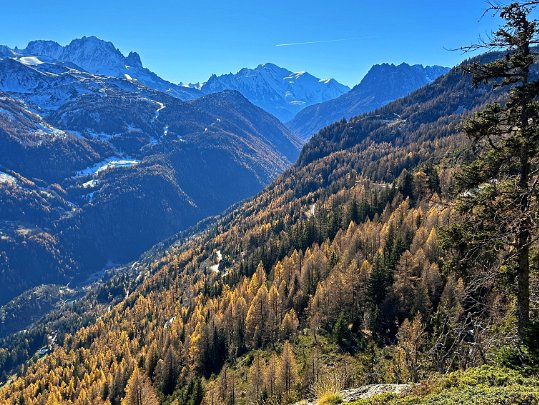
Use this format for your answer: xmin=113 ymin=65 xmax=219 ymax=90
xmin=18 ymin=56 xmax=44 ymax=66
xmin=0 ymin=171 xmax=17 ymax=185
xmin=75 ymin=157 xmax=140 ymax=177
xmin=209 ymin=250 xmax=222 ymax=273
xmin=152 ymin=101 xmax=166 ymax=122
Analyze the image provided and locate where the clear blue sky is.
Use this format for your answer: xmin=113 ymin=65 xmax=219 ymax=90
xmin=2 ymin=0 xmax=508 ymax=86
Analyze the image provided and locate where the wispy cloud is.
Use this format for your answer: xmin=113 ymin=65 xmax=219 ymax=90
xmin=275 ymin=38 xmax=353 ymax=47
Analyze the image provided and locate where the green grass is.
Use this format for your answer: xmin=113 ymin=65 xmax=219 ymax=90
xmin=318 ymin=393 xmax=343 ymax=405
xmin=350 ymin=366 xmax=539 ymax=404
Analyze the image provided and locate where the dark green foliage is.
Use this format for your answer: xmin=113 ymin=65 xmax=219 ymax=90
xmin=423 ymin=161 xmax=441 ymax=194
xmin=368 ymin=256 xmax=390 ymax=308
xmin=497 ymin=321 xmax=539 ymax=374
xmin=155 ymin=347 xmax=178 ymax=395
xmin=171 ymin=378 xmax=204 ymax=405
xmin=398 ymin=170 xmax=414 ymax=200
xmin=444 ymin=1 xmax=539 ymax=341
xmin=367 ymin=256 xmax=396 ymax=343
xmin=524 ymin=322 xmax=539 ymax=363
xmin=332 ymin=313 xmax=354 ymax=353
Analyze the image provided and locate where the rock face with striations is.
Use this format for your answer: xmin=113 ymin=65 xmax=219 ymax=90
xmin=288 ymin=63 xmax=450 ymax=140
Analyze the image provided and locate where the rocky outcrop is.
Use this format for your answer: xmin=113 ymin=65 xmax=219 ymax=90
xmin=340 ymin=384 xmax=413 ymax=401
xmin=294 ymin=383 xmax=413 ymax=405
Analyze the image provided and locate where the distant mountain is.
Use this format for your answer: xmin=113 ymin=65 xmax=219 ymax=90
xmin=288 ymin=63 xmax=450 ymax=140
xmin=0 ymin=55 xmax=149 ymax=112
xmin=3 ymin=38 xmax=350 ymax=122
xmin=0 ymin=57 xmax=301 ymax=305
xmin=9 ymin=36 xmax=200 ymax=100
xmin=200 ymin=63 xmax=350 ymax=122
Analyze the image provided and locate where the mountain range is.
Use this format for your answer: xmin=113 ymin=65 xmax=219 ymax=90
xmin=199 ymin=63 xmax=350 ymax=122
xmin=0 ymin=36 xmax=450 ymax=324
xmin=0 ymin=37 xmax=449 ymax=136
xmin=1 ymin=49 xmax=529 ymax=404
xmin=7 ymin=36 xmax=200 ymax=100
xmin=288 ymin=62 xmax=450 ymax=139
xmin=0 ymin=41 xmax=302 ymax=305
xmin=1 ymin=37 xmax=351 ymax=123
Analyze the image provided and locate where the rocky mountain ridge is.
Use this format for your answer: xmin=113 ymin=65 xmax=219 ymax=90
xmin=288 ymin=62 xmax=450 ymax=139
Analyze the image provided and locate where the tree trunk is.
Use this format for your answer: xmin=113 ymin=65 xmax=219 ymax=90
xmin=517 ymin=152 xmax=530 ymax=338
xmin=517 ymin=36 xmax=531 ymax=341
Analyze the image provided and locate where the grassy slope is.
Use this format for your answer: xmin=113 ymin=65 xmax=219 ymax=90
xmin=352 ymin=366 xmax=539 ymax=404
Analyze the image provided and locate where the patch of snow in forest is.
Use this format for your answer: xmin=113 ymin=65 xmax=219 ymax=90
xmin=164 ymin=317 xmax=176 ymax=329
xmin=75 ymin=157 xmax=140 ymax=177
xmin=0 ymin=172 xmax=17 ymax=185
xmin=305 ymin=203 xmax=316 ymax=218
xmin=82 ymin=179 xmax=99 ymax=188
xmin=151 ymin=101 xmax=165 ymax=122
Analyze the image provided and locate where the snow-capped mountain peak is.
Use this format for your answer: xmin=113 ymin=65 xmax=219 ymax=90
xmin=2 ymin=36 xmax=201 ymax=102
xmin=201 ymin=63 xmax=350 ymax=121
xmin=30 ymin=36 xmax=129 ymax=77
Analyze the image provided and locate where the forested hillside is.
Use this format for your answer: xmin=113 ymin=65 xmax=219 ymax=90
xmin=1 ymin=4 xmax=538 ymax=404
xmin=0 ymin=81 xmax=301 ymax=306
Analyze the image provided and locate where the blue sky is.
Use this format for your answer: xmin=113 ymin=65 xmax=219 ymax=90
xmin=2 ymin=0 xmax=506 ymax=86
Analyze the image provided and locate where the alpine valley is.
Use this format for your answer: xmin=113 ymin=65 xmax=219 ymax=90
xmin=1 ymin=5 xmax=539 ymax=403
xmin=0 ymin=37 xmax=303 ymax=306
xmin=0 ymin=36 xmax=447 ymax=309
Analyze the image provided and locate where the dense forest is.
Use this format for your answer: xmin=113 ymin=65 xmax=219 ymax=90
xmin=1 ymin=2 xmax=538 ymax=404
